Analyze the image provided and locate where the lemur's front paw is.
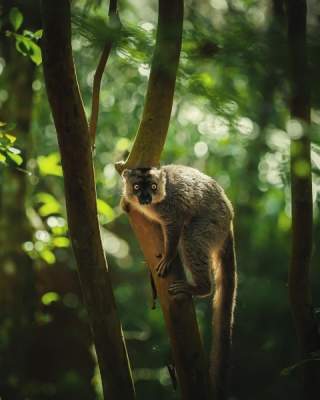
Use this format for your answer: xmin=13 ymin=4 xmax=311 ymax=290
xmin=156 ymin=257 xmax=173 ymax=277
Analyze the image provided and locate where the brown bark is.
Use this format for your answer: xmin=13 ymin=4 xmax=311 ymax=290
xmin=286 ymin=0 xmax=320 ymax=397
xmin=116 ymin=0 xmax=211 ymax=398
xmin=41 ymin=1 xmax=135 ymax=399
xmin=128 ymin=210 xmax=211 ymax=399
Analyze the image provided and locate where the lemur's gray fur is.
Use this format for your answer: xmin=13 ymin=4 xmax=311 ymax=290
xmin=121 ymin=165 xmax=237 ymax=399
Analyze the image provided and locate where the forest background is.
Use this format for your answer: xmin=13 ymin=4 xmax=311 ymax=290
xmin=0 ymin=0 xmax=320 ymax=399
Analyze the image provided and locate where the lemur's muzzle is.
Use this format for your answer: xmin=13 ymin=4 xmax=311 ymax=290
xmin=138 ymin=192 xmax=152 ymax=205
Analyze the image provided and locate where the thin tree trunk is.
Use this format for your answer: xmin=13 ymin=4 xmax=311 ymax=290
xmin=89 ymin=0 xmax=119 ymax=144
xmin=41 ymin=1 xmax=135 ymax=399
xmin=286 ymin=0 xmax=320 ymax=397
xmin=116 ymin=0 xmax=212 ymax=398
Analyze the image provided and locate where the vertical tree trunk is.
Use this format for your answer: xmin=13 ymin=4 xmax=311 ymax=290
xmin=128 ymin=210 xmax=211 ymax=399
xmin=117 ymin=0 xmax=212 ymax=398
xmin=286 ymin=0 xmax=320 ymax=397
xmin=41 ymin=1 xmax=135 ymax=399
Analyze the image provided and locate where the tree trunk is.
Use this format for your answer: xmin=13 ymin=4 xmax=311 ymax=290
xmin=286 ymin=0 xmax=320 ymax=397
xmin=116 ymin=0 xmax=212 ymax=398
xmin=129 ymin=211 xmax=211 ymax=399
xmin=40 ymin=1 xmax=135 ymax=399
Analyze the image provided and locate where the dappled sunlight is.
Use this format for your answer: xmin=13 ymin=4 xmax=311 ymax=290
xmin=1 ymin=0 xmax=320 ymax=399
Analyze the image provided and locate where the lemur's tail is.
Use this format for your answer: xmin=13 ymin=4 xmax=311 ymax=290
xmin=210 ymin=226 xmax=237 ymax=400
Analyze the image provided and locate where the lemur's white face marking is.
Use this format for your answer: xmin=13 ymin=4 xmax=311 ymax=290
xmin=122 ymin=167 xmax=166 ymax=205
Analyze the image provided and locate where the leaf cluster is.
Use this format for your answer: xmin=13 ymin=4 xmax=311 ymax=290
xmin=4 ymin=7 xmax=42 ymax=65
xmin=0 ymin=122 xmax=23 ymax=166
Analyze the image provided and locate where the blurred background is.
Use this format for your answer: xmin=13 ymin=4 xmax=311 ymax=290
xmin=0 ymin=0 xmax=320 ymax=399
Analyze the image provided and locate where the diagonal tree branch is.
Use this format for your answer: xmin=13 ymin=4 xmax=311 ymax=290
xmin=116 ymin=0 xmax=211 ymax=397
xmin=41 ymin=1 xmax=135 ymax=399
xmin=89 ymin=0 xmax=120 ymax=144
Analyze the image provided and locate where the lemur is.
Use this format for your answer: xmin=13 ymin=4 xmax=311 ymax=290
xmin=121 ymin=165 xmax=237 ymax=399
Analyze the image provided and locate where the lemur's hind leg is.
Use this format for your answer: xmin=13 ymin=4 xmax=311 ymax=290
xmin=168 ymin=218 xmax=218 ymax=298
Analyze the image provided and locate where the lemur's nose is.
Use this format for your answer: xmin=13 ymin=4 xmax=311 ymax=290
xmin=139 ymin=193 xmax=152 ymax=205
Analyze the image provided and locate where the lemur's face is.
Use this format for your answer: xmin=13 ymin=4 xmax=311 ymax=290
xmin=122 ymin=167 xmax=166 ymax=205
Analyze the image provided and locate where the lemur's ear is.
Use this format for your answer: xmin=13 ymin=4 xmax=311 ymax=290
xmin=150 ymin=166 xmax=162 ymax=177
xmin=121 ymin=169 xmax=131 ymax=179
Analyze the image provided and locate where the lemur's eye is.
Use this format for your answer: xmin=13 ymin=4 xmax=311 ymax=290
xmin=151 ymin=183 xmax=157 ymax=191
xmin=133 ymin=184 xmax=140 ymax=191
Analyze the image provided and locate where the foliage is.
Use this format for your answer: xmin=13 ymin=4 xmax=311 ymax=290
xmin=72 ymin=9 xmax=154 ymax=63
xmin=0 ymin=122 xmax=23 ymax=166
xmin=1 ymin=0 xmax=320 ymax=399
xmin=5 ymin=7 xmax=42 ymax=65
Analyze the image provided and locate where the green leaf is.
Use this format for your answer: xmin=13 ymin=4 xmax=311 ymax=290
xmin=33 ymin=29 xmax=43 ymax=40
xmin=36 ymin=192 xmax=58 ymax=204
xmin=8 ymin=146 xmax=21 ymax=154
xmin=40 ymin=249 xmax=56 ymax=264
xmin=51 ymin=225 xmax=68 ymax=236
xmin=38 ymin=203 xmax=61 ymax=217
xmin=37 ymin=153 xmax=63 ymax=177
xmin=97 ymin=199 xmax=115 ymax=222
xmin=36 ymin=192 xmax=61 ymax=216
xmin=52 ymin=237 xmax=70 ymax=248
xmin=22 ymin=29 xmax=36 ymax=38
xmin=28 ymin=41 xmax=42 ymax=66
xmin=41 ymin=292 xmax=60 ymax=305
xmin=16 ymin=37 xmax=30 ymax=56
xmin=13 ymin=33 xmax=42 ymax=66
xmin=9 ymin=7 xmax=23 ymax=31
xmin=5 ymin=134 xmax=16 ymax=144
xmin=7 ymin=152 xmax=23 ymax=165
xmin=0 ymin=152 xmax=6 ymax=164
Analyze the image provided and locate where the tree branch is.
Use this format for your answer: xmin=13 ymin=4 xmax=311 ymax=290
xmin=116 ymin=0 xmax=184 ymax=171
xmin=89 ymin=0 xmax=120 ymax=144
xmin=41 ymin=1 xmax=135 ymax=399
